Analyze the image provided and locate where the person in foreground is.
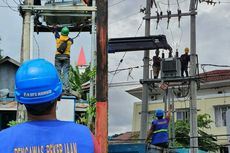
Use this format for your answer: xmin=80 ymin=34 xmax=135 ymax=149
xmin=0 ymin=59 xmax=100 ymax=153
xmin=145 ymin=106 xmax=171 ymax=149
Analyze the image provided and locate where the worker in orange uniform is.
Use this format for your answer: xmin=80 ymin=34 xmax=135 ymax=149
xmin=180 ymin=47 xmax=190 ymax=77
xmin=0 ymin=59 xmax=100 ymax=153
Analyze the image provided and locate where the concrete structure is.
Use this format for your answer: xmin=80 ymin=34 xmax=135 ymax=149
xmin=127 ymin=70 xmax=230 ymax=150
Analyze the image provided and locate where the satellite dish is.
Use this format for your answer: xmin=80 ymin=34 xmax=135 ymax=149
xmin=0 ymin=89 xmax=9 ymax=98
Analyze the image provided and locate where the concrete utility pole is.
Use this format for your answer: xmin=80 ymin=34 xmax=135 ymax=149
xmin=17 ymin=0 xmax=33 ymax=122
xmin=20 ymin=0 xmax=33 ymax=62
xmin=140 ymin=0 xmax=151 ymax=140
xmin=189 ymin=0 xmax=198 ymax=152
xmin=90 ymin=0 xmax=96 ymax=98
xmin=88 ymin=0 xmax=96 ymax=129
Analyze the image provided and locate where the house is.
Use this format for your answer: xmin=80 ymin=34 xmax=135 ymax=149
xmin=0 ymin=56 xmax=20 ymax=97
xmin=127 ymin=70 xmax=230 ymax=152
xmin=0 ymin=56 xmax=20 ymax=129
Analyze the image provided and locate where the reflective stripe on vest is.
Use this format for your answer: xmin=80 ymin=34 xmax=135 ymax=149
xmin=153 ymin=129 xmax=168 ymax=134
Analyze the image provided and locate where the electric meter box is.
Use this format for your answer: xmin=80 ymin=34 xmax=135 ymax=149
xmin=161 ymin=57 xmax=181 ymax=78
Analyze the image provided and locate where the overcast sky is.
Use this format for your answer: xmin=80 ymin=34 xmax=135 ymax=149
xmin=1 ymin=0 xmax=230 ymax=136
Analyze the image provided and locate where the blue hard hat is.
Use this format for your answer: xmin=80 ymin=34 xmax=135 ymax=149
xmin=15 ymin=59 xmax=62 ymax=104
xmin=155 ymin=109 xmax=164 ymax=117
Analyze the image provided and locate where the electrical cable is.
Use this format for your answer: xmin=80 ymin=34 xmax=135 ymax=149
xmin=1 ymin=0 xmax=18 ymax=12
xmin=177 ymin=0 xmax=181 ymax=9
xmin=11 ymin=0 xmax=19 ymax=5
xmin=109 ymin=11 xmax=141 ymax=25
xmin=158 ymin=0 xmax=187 ymax=5
xmin=33 ymin=35 xmax=40 ymax=58
xmin=134 ymin=19 xmax=144 ymax=36
xmin=109 ymin=14 xmax=145 ymax=84
xmin=109 ymin=52 xmax=127 ymax=84
xmin=109 ymin=65 xmax=142 ymax=73
xmin=109 ymin=0 xmax=127 ymax=7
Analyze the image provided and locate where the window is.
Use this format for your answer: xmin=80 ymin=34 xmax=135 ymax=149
xmin=176 ymin=108 xmax=189 ymax=121
xmin=214 ymin=105 xmax=230 ymax=127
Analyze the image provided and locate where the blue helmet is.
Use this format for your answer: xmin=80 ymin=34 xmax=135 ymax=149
xmin=155 ymin=109 xmax=164 ymax=117
xmin=15 ymin=59 xmax=62 ymax=104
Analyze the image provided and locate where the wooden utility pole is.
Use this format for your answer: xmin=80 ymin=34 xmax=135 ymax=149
xmin=95 ymin=0 xmax=108 ymax=153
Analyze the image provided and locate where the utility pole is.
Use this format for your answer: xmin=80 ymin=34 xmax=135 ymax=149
xmin=96 ymin=0 xmax=108 ymax=153
xmin=88 ymin=0 xmax=96 ymax=129
xmin=17 ymin=0 xmax=33 ymax=122
xmin=90 ymin=0 xmax=96 ymax=98
xmin=140 ymin=0 xmax=151 ymax=140
xmin=189 ymin=0 xmax=198 ymax=152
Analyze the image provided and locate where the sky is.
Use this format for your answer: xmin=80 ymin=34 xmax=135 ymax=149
xmin=1 ymin=0 xmax=230 ymax=136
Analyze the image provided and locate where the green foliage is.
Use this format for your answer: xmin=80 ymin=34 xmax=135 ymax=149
xmin=76 ymin=97 xmax=96 ymax=132
xmin=86 ymin=97 xmax=96 ymax=119
xmin=175 ymin=113 xmax=219 ymax=152
xmin=88 ymin=67 xmax=96 ymax=78
xmin=69 ymin=65 xmax=96 ymax=98
xmin=77 ymin=114 xmax=88 ymax=125
xmin=69 ymin=65 xmax=96 ymax=132
xmin=7 ymin=120 xmax=25 ymax=127
xmin=197 ymin=114 xmax=213 ymax=129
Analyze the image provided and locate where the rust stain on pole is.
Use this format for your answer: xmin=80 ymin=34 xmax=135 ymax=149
xmin=96 ymin=0 xmax=108 ymax=153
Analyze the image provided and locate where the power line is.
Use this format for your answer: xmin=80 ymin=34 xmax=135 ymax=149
xmin=33 ymin=35 xmax=40 ymax=58
xmin=109 ymin=11 xmax=141 ymax=25
xmin=11 ymin=0 xmax=20 ymax=5
xmin=0 ymin=5 xmax=17 ymax=8
xmin=1 ymin=0 xmax=18 ymax=12
xmin=158 ymin=0 xmax=188 ymax=5
xmin=109 ymin=65 xmax=143 ymax=73
xmin=135 ymin=18 xmax=144 ymax=36
xmin=109 ymin=0 xmax=127 ymax=7
xmin=109 ymin=16 xmax=145 ymax=84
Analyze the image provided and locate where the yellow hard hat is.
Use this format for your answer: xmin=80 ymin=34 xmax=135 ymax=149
xmin=184 ymin=47 xmax=189 ymax=53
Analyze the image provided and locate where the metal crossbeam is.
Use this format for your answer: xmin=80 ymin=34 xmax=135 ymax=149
xmin=40 ymin=13 xmax=92 ymax=17
xmin=19 ymin=5 xmax=97 ymax=12
xmin=144 ymin=12 xmax=197 ymax=20
xmin=140 ymin=76 xmax=199 ymax=84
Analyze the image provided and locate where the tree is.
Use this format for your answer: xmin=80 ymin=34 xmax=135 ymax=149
xmin=69 ymin=65 xmax=96 ymax=132
xmin=69 ymin=65 xmax=95 ymax=98
xmin=175 ymin=114 xmax=219 ymax=152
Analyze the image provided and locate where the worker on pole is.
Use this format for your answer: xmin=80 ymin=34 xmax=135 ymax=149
xmin=145 ymin=105 xmax=171 ymax=149
xmin=152 ymin=49 xmax=161 ymax=79
xmin=180 ymin=47 xmax=190 ymax=77
xmin=53 ymin=26 xmax=73 ymax=95
xmin=0 ymin=59 xmax=100 ymax=153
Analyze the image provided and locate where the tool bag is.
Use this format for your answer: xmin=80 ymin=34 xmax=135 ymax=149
xmin=57 ymin=38 xmax=70 ymax=54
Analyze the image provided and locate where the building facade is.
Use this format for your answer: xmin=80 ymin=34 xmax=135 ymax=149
xmin=128 ymin=70 xmax=230 ymax=147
